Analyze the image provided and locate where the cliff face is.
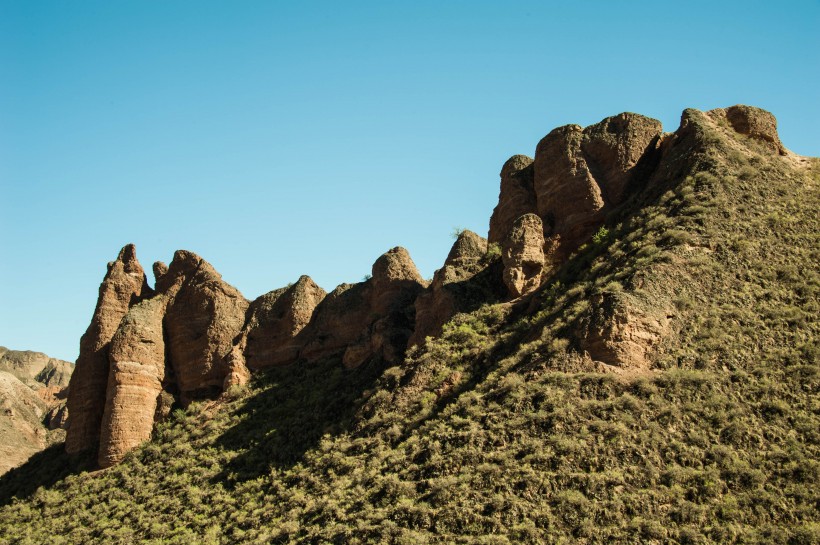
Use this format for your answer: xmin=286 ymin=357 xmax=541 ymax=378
xmin=64 ymin=104 xmax=798 ymax=468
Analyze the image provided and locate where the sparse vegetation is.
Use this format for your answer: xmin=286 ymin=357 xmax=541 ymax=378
xmin=0 ymin=117 xmax=817 ymax=544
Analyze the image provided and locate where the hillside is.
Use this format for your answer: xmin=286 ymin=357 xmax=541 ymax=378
xmin=0 ymin=348 xmax=73 ymax=475
xmin=0 ymin=105 xmax=817 ymax=544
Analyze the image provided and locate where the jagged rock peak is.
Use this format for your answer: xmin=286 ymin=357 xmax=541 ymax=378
xmin=66 ymin=244 xmax=151 ymax=455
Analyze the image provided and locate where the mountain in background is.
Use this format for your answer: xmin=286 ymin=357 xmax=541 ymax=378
xmin=0 ymin=347 xmax=72 ymax=474
xmin=0 ymin=105 xmax=816 ymax=544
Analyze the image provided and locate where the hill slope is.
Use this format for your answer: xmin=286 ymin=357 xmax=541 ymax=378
xmin=0 ymin=106 xmax=817 ymax=544
xmin=0 ymin=348 xmax=72 ymax=475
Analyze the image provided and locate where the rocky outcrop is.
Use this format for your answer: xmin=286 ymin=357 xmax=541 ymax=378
xmin=98 ymin=297 xmax=168 ymax=468
xmin=409 ymin=230 xmax=494 ymax=347
xmin=502 ymin=214 xmax=546 ymax=298
xmin=709 ymin=105 xmax=786 ymax=155
xmin=578 ymin=293 xmax=672 ymax=370
xmin=66 ymin=244 xmax=151 ymax=455
xmin=488 ymin=155 xmax=536 ymax=244
xmin=238 ymin=276 xmax=327 ymax=370
xmin=162 ymin=251 xmax=250 ymax=403
xmin=533 ymin=114 xmax=662 ymax=262
xmin=65 ymin=246 xmax=249 ymax=463
xmin=489 ymin=113 xmax=663 ymax=291
xmin=300 ymin=247 xmax=425 ymax=368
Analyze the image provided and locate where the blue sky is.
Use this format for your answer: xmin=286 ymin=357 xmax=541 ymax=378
xmin=1 ymin=1 xmax=818 ymax=362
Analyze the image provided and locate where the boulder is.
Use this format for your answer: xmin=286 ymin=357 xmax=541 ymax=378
xmin=66 ymin=244 xmax=151 ymax=455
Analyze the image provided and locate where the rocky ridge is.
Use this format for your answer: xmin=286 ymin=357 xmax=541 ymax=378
xmin=65 ymin=104 xmax=795 ymax=467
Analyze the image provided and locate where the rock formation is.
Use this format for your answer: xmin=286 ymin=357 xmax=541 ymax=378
xmin=409 ymin=230 xmax=497 ymax=347
xmin=489 ymin=113 xmax=663 ymax=297
xmin=502 ymin=214 xmax=546 ymax=298
xmin=98 ymin=297 xmax=168 ymax=467
xmin=488 ymin=155 xmax=536 ymax=244
xmin=533 ymin=113 xmax=662 ymax=263
xmin=66 ymin=244 xmax=151 ymax=455
xmin=300 ymin=247 xmax=425 ymax=368
xmin=161 ymin=251 xmax=250 ymax=403
xmin=238 ymin=276 xmax=327 ymax=370
xmin=578 ymin=293 xmax=672 ymax=370
xmin=60 ymin=103 xmax=794 ymax=468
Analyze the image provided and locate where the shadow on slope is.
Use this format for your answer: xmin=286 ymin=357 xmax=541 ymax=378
xmin=212 ymin=355 xmax=386 ymax=486
xmin=0 ymin=444 xmax=94 ymax=507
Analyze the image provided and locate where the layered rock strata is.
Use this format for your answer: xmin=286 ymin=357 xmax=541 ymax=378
xmin=65 ymin=244 xmax=151 ymax=454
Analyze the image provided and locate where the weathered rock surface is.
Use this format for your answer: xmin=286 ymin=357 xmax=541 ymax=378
xmin=239 ymin=276 xmax=327 ymax=370
xmin=0 ymin=346 xmax=72 ymax=429
xmin=66 ymin=246 xmax=250 ymax=462
xmin=66 ymin=244 xmax=151 ymax=455
xmin=710 ymin=105 xmax=786 ymax=155
xmin=300 ymin=247 xmax=425 ymax=368
xmin=580 ymin=113 xmax=664 ymax=205
xmin=98 ymin=297 xmax=168 ymax=468
xmin=489 ymin=113 xmax=663 ymax=281
xmin=162 ymin=251 xmax=250 ymax=403
xmin=409 ymin=230 xmax=494 ymax=346
xmin=488 ymin=155 xmax=536 ymax=244
xmin=578 ymin=293 xmax=672 ymax=370
xmin=533 ymin=114 xmax=662 ymax=262
xmin=502 ymin=214 xmax=546 ymax=298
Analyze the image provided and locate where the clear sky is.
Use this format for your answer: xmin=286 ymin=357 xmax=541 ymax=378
xmin=1 ymin=1 xmax=818 ymax=362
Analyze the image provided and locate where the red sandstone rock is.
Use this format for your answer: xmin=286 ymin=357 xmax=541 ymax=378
xmin=502 ymin=214 xmax=546 ymax=298
xmin=98 ymin=297 xmax=168 ymax=467
xmin=409 ymin=230 xmax=489 ymax=346
xmin=240 ymin=275 xmax=327 ymax=370
xmin=300 ymin=247 xmax=425 ymax=368
xmin=488 ymin=155 xmax=536 ymax=244
xmin=66 ymin=244 xmax=151 ymax=455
